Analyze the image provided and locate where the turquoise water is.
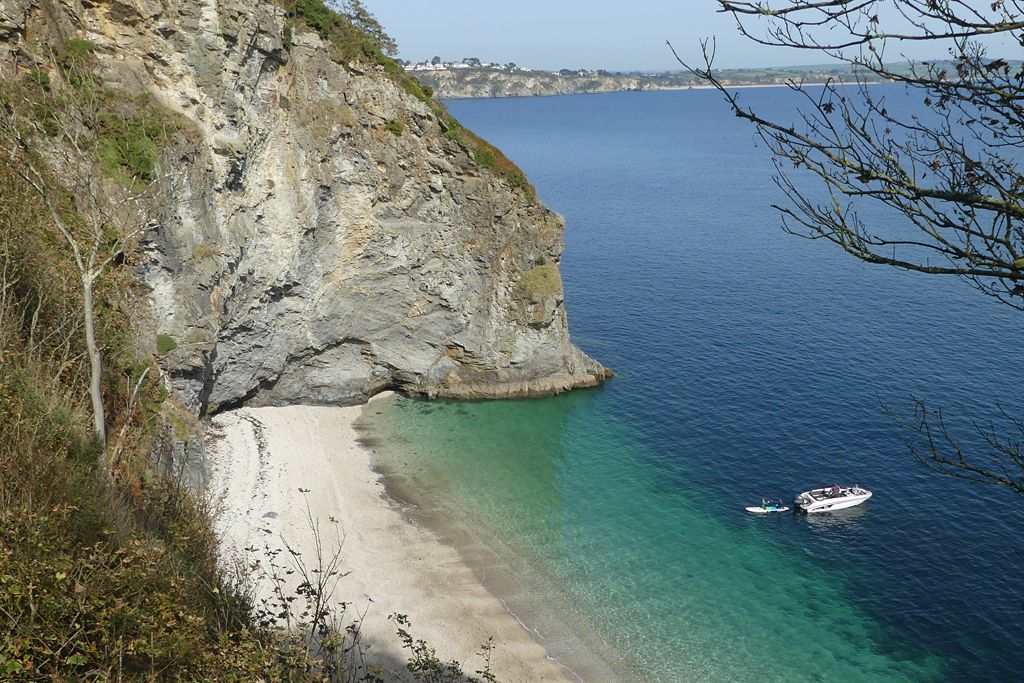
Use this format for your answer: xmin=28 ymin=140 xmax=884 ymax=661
xmin=362 ymin=394 xmax=941 ymax=683
xmin=359 ymin=88 xmax=1024 ymax=682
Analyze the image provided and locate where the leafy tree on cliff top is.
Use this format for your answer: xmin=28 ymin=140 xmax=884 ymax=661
xmin=673 ymin=0 xmax=1024 ymax=495
xmin=331 ymin=0 xmax=398 ymax=56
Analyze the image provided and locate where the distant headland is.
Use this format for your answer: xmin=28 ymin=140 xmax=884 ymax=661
xmin=400 ymin=57 xmax=904 ymax=99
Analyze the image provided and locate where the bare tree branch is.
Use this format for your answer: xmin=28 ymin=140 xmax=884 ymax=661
xmin=671 ymin=1 xmax=1024 ymax=506
xmin=670 ymin=11 xmax=1024 ymax=307
xmin=883 ymin=396 xmax=1024 ymax=494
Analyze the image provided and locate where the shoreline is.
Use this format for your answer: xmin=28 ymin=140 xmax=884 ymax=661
xmin=204 ymin=397 xmax=590 ymax=682
xmin=355 ymin=415 xmax=631 ymax=683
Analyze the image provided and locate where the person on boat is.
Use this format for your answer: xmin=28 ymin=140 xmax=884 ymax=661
xmin=778 ymin=500 xmax=784 ymax=508
xmin=852 ymin=484 xmax=862 ymax=495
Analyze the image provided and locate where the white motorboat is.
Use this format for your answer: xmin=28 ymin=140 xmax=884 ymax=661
xmin=794 ymin=485 xmax=871 ymax=513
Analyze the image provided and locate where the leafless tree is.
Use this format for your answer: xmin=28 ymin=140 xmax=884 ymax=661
xmin=671 ymin=0 xmax=1024 ymax=493
xmin=1 ymin=46 xmax=157 ymax=472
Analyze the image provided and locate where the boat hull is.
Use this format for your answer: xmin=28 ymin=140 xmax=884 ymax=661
xmin=794 ymin=487 xmax=872 ymax=513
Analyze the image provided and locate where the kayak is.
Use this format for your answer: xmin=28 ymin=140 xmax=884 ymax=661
xmin=746 ymin=505 xmax=790 ymax=513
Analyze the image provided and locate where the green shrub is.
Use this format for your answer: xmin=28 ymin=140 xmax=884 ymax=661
xmin=156 ymin=334 xmax=177 ymax=355
xmin=290 ymin=0 xmax=343 ymax=38
xmin=40 ymin=113 xmax=59 ymax=137
xmin=28 ymin=68 xmax=50 ymax=91
xmin=57 ymin=39 xmax=94 ymax=86
xmin=385 ymin=119 xmax=404 ymax=135
xmin=444 ymin=128 xmax=465 ymax=145
xmin=506 ymin=171 xmax=529 ymax=192
xmin=283 ymin=24 xmax=293 ymax=49
xmin=279 ymin=93 xmax=291 ymax=110
xmin=98 ymin=121 xmax=157 ymax=180
xmin=95 ymin=104 xmax=180 ymax=184
xmin=63 ymin=38 xmax=94 ymax=63
xmin=475 ymin=147 xmax=496 ymax=166
xmin=401 ymin=77 xmax=431 ymax=103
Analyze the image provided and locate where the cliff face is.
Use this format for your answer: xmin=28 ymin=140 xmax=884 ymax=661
xmin=0 ymin=0 xmax=608 ymax=423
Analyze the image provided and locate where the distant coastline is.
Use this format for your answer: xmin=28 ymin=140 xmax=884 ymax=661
xmin=404 ymin=59 xmax=899 ymax=100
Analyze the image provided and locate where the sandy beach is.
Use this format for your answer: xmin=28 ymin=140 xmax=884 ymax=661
xmin=204 ymin=396 xmax=575 ymax=683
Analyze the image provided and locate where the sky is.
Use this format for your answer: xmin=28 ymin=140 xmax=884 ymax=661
xmin=366 ymin=0 xmax=1019 ymax=73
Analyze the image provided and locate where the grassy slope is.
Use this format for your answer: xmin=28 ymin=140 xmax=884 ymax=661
xmin=0 ymin=60 xmax=299 ymax=681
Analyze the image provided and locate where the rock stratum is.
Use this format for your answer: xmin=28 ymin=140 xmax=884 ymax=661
xmin=0 ymin=0 xmax=609 ymax=425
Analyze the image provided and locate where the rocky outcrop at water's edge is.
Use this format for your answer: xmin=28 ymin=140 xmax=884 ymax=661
xmin=0 ymin=0 xmax=609 ymax=485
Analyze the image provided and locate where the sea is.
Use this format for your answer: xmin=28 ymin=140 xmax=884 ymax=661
xmin=355 ymin=86 xmax=1024 ymax=683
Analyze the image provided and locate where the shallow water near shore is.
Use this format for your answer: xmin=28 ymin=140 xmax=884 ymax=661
xmin=360 ymin=88 xmax=1024 ymax=683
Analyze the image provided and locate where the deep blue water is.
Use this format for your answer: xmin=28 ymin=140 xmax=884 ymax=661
xmin=365 ymin=87 xmax=1024 ymax=683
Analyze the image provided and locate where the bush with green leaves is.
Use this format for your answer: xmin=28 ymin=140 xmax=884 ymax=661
xmin=156 ymin=334 xmax=177 ymax=355
xmin=56 ymin=38 xmax=95 ymax=86
xmin=401 ymin=76 xmax=433 ymax=104
xmin=474 ymin=147 xmax=496 ymax=167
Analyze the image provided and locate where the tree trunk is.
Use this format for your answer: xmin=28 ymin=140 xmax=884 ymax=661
xmin=82 ymin=274 xmax=106 ymax=449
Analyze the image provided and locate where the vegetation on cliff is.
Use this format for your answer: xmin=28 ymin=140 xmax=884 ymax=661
xmin=0 ymin=1 xmax=540 ymax=679
xmin=0 ymin=138 xmax=271 ymax=680
xmin=0 ymin=37 xmax=296 ymax=680
xmin=279 ymin=0 xmax=535 ymax=200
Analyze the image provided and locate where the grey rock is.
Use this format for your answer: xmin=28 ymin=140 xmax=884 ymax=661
xmin=0 ymin=0 xmax=610 ymax=479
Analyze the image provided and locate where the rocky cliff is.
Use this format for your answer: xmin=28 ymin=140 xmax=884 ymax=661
xmin=0 ymin=0 xmax=609 ymax=426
